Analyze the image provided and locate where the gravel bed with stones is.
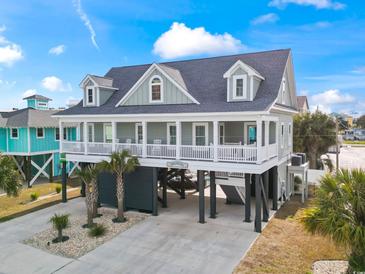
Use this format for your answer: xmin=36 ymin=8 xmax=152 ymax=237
xmin=24 ymin=207 xmax=148 ymax=258
xmin=313 ymin=260 xmax=349 ymax=274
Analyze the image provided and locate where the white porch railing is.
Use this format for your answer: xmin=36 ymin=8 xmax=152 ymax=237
xmin=62 ymin=141 xmax=85 ymax=154
xmin=61 ymin=141 xmax=277 ymax=164
xmin=88 ymin=142 xmax=113 ymax=155
xmin=217 ymin=145 xmax=257 ymax=163
xmin=147 ymin=144 xmax=176 ymax=158
xmin=115 ymin=143 xmax=143 ymax=156
xmin=268 ymin=143 xmax=278 ymax=159
xmin=180 ymin=145 xmax=214 ymax=161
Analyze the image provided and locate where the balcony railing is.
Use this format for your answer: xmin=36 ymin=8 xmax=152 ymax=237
xmin=61 ymin=141 xmax=278 ymax=164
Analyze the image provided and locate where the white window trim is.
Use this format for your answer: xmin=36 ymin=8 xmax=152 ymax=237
xmin=192 ymin=122 xmax=209 ymax=146
xmin=135 ymin=123 xmax=143 ymax=144
xmin=288 ymin=122 xmax=292 ymax=146
xmin=10 ymin=128 xmax=19 ymax=139
xmin=219 ymin=122 xmax=225 ymax=145
xmin=37 ymin=101 xmax=48 ymax=108
xmin=85 ymin=86 xmax=96 ymax=106
xmin=87 ymin=123 xmax=95 ymax=143
xmin=282 ymin=77 xmax=286 ymax=105
xmin=232 ymin=74 xmax=248 ymax=100
xmin=36 ymin=127 xmax=45 ymax=139
xmin=63 ymin=127 xmax=69 ymax=141
xmin=149 ymin=75 xmax=163 ymax=103
xmin=281 ymin=123 xmax=285 ymax=149
xmin=55 ymin=128 xmax=60 ymax=141
xmin=103 ymin=123 xmax=112 ymax=143
xmin=167 ymin=123 xmax=177 ymax=145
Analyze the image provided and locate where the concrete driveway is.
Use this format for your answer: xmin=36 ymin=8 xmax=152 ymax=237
xmin=0 ymin=192 xmax=269 ymax=274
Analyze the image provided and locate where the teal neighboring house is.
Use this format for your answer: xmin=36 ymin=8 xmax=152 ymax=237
xmin=0 ymin=94 xmax=76 ymax=186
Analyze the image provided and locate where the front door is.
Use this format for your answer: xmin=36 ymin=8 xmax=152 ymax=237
xmin=248 ymin=125 xmax=257 ymax=144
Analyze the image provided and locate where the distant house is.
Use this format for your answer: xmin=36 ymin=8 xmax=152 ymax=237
xmin=296 ymin=96 xmax=309 ymax=113
xmin=0 ymin=95 xmax=76 ymax=187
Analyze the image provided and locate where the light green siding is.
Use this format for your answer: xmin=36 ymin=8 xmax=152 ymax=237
xmin=123 ymin=68 xmax=193 ymax=106
xmin=0 ymin=128 xmax=7 ymax=152
xmin=8 ymin=127 xmax=28 ymax=153
xmin=30 ymin=127 xmax=59 ymax=152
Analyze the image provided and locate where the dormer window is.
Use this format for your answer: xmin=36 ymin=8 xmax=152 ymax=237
xmin=149 ymin=75 xmax=163 ymax=103
xmin=87 ymin=88 xmax=94 ymax=105
xmin=233 ymin=75 xmax=247 ymax=99
xmin=282 ymin=78 xmax=286 ymax=104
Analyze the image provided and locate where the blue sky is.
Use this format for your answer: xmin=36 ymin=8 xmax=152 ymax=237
xmin=0 ymin=0 xmax=364 ymax=116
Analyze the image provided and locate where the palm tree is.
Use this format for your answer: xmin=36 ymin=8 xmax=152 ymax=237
xmin=50 ymin=213 xmax=70 ymax=243
xmin=76 ymin=164 xmax=100 ymax=227
xmin=99 ymin=151 xmax=139 ymax=222
xmin=0 ymin=154 xmax=22 ymax=196
xmin=301 ymin=169 xmax=365 ymax=272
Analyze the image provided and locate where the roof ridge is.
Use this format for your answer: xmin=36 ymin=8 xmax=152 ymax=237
xmin=107 ymin=48 xmax=291 ymax=71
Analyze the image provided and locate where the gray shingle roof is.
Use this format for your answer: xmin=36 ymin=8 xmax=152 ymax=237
xmin=1 ymin=108 xmax=59 ymax=127
xmin=89 ymin=75 xmax=114 ymax=88
xmin=58 ymin=49 xmax=291 ymax=116
xmin=23 ymin=94 xmax=52 ymax=101
xmin=296 ymin=96 xmax=308 ymax=110
xmin=158 ymin=64 xmax=188 ymax=90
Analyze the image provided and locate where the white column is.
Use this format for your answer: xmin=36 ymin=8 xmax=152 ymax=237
xmin=84 ymin=121 xmax=88 ymax=155
xmin=256 ymin=118 xmax=262 ymax=163
xmin=265 ymin=120 xmax=270 ymax=160
xmin=176 ymin=121 xmax=181 ymax=160
xmin=59 ymin=121 xmax=63 ymax=153
xmin=213 ymin=120 xmax=218 ymax=162
xmin=112 ymin=121 xmax=116 ymax=152
xmin=142 ymin=121 xmax=147 ymax=158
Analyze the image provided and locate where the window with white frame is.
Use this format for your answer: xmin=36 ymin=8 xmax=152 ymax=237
xmin=136 ymin=123 xmax=143 ymax=144
xmin=281 ymin=123 xmax=285 ymax=149
xmin=37 ymin=101 xmax=48 ymax=108
xmin=149 ymin=76 xmax=163 ymax=103
xmin=233 ymin=75 xmax=247 ymax=99
xmin=36 ymin=128 xmax=44 ymax=138
xmin=104 ymin=123 xmax=113 ymax=143
xmin=63 ymin=128 xmax=68 ymax=140
xmin=193 ymin=123 xmax=208 ymax=146
xmin=219 ymin=123 xmax=225 ymax=145
xmin=167 ymin=123 xmax=176 ymax=145
xmin=282 ymin=77 xmax=286 ymax=104
xmin=55 ymin=128 xmax=60 ymax=141
xmin=288 ymin=123 xmax=292 ymax=146
xmin=88 ymin=124 xmax=94 ymax=142
xmin=10 ymin=128 xmax=18 ymax=139
xmin=86 ymin=88 xmax=95 ymax=105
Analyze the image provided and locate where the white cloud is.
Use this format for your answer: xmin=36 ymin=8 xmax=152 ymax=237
xmin=22 ymin=89 xmax=37 ymax=98
xmin=73 ymin=0 xmax=99 ymax=49
xmin=251 ymin=13 xmax=279 ymax=25
xmin=268 ymin=0 xmax=345 ymax=10
xmin=41 ymin=76 xmax=72 ymax=92
xmin=49 ymin=44 xmax=65 ymax=55
xmin=153 ymin=22 xmax=245 ymax=59
xmin=310 ymin=89 xmax=355 ymax=113
xmin=351 ymin=66 xmax=365 ymax=74
xmin=0 ymin=25 xmax=23 ymax=66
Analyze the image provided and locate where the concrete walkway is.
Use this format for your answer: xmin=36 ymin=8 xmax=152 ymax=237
xmin=0 ymin=191 xmax=273 ymax=274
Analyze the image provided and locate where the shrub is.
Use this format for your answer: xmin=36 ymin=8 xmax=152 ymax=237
xmin=30 ymin=192 xmax=39 ymax=201
xmin=88 ymin=223 xmax=106 ymax=238
xmin=50 ymin=213 xmax=70 ymax=243
xmin=55 ymin=186 xmax=61 ymax=194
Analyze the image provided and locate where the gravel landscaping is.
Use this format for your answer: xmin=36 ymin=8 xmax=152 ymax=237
xmin=313 ymin=260 xmax=348 ymax=274
xmin=24 ymin=207 xmax=148 ymax=258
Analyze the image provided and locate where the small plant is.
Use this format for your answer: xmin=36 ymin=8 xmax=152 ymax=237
xmin=50 ymin=213 xmax=70 ymax=243
xmin=55 ymin=185 xmax=61 ymax=194
xmin=88 ymin=223 xmax=106 ymax=238
xmin=30 ymin=192 xmax=39 ymax=201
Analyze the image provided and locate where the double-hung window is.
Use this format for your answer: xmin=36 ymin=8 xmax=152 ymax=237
xmin=219 ymin=123 xmax=225 ymax=145
xmin=55 ymin=128 xmax=60 ymax=141
xmin=10 ymin=128 xmax=18 ymax=139
xmin=193 ymin=123 xmax=208 ymax=146
xmin=86 ymin=88 xmax=95 ymax=105
xmin=136 ymin=123 xmax=143 ymax=144
xmin=233 ymin=75 xmax=247 ymax=99
xmin=88 ymin=124 xmax=94 ymax=143
xmin=167 ymin=123 xmax=176 ymax=145
xmin=36 ymin=128 xmax=44 ymax=138
xmin=149 ymin=76 xmax=163 ymax=103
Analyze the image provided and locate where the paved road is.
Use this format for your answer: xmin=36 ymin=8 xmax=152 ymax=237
xmin=0 ymin=193 xmax=271 ymax=274
xmin=328 ymin=146 xmax=365 ymax=169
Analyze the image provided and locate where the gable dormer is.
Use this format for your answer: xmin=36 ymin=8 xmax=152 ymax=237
xmin=224 ymin=60 xmax=264 ymax=102
xmin=80 ymin=74 xmax=118 ymax=107
xmin=116 ymin=63 xmax=199 ymax=107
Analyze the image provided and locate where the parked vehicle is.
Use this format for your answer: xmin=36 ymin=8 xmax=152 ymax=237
xmin=343 ymin=130 xmax=354 ymax=141
xmin=354 ymin=129 xmax=365 ymax=141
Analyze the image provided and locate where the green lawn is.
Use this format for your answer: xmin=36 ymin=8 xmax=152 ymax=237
xmin=343 ymin=140 xmax=365 ymax=145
